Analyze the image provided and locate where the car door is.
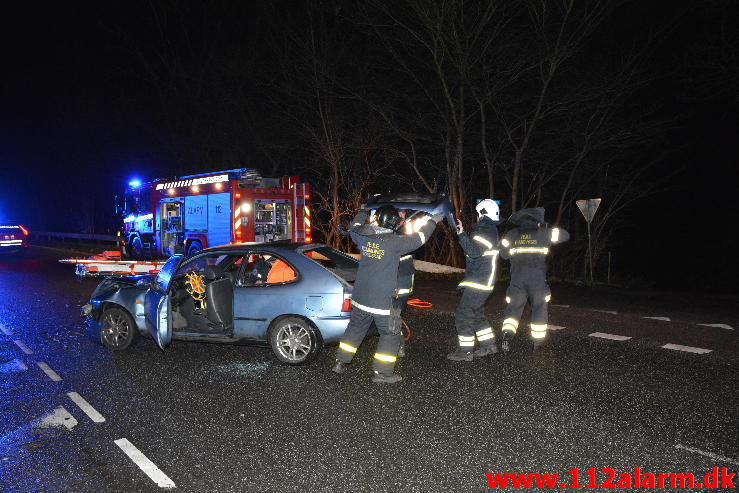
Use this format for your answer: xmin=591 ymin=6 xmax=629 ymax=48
xmin=233 ymin=251 xmax=301 ymax=339
xmin=144 ymin=254 xmax=182 ymax=349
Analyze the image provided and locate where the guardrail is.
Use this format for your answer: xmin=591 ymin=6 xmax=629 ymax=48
xmin=31 ymin=231 xmax=121 ymax=244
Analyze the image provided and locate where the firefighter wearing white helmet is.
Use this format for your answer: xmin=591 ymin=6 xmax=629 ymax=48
xmin=447 ymin=199 xmax=501 ymax=361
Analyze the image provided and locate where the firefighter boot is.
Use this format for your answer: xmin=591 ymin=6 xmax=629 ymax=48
xmin=474 ymin=342 xmax=498 ymax=358
xmin=501 ymin=331 xmax=514 ymax=354
xmin=332 ymin=360 xmax=348 ymax=374
xmin=372 ymin=371 xmax=402 ymax=384
xmin=532 ymin=339 xmax=545 ymax=352
xmin=446 ymin=349 xmax=474 ymax=361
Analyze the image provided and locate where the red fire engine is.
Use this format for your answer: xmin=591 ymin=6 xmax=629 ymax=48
xmin=120 ymin=169 xmax=311 ymax=258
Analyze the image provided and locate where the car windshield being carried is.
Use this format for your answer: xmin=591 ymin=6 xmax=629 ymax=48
xmin=300 ymin=245 xmax=358 ymax=284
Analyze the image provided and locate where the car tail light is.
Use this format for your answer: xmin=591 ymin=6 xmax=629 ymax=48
xmin=18 ymin=225 xmax=29 ymax=236
xmin=341 ymin=298 xmax=352 ymax=312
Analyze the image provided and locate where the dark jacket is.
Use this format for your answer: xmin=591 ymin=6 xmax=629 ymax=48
xmin=349 ymin=211 xmax=439 ymax=313
xmin=500 ymin=207 xmax=570 ymax=274
xmin=458 ymin=216 xmax=500 ymax=291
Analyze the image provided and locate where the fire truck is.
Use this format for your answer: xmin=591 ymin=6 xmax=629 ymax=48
xmin=119 ymin=169 xmax=311 ymax=259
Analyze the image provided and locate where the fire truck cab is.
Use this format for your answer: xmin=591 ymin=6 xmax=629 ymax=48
xmin=120 ymin=169 xmax=311 ymax=259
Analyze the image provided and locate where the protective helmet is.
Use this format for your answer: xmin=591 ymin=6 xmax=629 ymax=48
xmin=475 ymin=199 xmax=500 ymax=221
xmin=375 ymin=205 xmax=403 ymax=230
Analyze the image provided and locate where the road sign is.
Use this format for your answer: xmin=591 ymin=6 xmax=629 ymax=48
xmin=576 ymin=198 xmax=601 ymax=223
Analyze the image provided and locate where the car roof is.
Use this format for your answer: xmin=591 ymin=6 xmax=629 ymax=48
xmin=198 ymin=241 xmax=322 ymax=255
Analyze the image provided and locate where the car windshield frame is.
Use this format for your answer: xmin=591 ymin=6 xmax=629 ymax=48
xmin=153 ymin=255 xmax=182 ymax=293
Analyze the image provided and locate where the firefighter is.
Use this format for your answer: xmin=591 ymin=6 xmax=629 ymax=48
xmin=333 ymin=205 xmax=443 ymax=383
xmin=448 ymin=199 xmax=501 ymax=361
xmin=499 ymin=207 xmax=569 ymax=352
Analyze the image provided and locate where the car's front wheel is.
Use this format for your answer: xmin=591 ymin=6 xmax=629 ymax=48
xmin=268 ymin=317 xmax=322 ymax=365
xmin=100 ymin=307 xmax=139 ymax=351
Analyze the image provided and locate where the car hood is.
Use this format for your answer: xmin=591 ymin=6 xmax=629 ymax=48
xmin=90 ymin=274 xmax=152 ymax=299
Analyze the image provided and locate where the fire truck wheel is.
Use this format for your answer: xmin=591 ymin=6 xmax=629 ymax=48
xmin=268 ymin=317 xmax=322 ymax=365
xmin=187 ymin=241 xmax=203 ymax=256
xmin=100 ymin=307 xmax=139 ymax=351
xmin=130 ymin=238 xmax=144 ymax=260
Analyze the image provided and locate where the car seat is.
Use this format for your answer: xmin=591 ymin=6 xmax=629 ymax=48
xmin=204 ymin=265 xmax=234 ymax=333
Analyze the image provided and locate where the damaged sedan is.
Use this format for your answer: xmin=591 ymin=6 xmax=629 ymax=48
xmin=82 ymin=242 xmax=357 ymax=365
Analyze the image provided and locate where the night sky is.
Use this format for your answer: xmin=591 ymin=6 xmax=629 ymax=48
xmin=1 ymin=1 xmax=736 ymax=292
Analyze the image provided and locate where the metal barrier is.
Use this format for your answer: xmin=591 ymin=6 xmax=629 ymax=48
xmin=31 ymin=231 xmax=121 ymax=244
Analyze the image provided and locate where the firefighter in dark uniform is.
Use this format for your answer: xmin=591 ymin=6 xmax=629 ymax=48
xmin=499 ymin=207 xmax=569 ymax=351
xmin=333 ymin=205 xmax=443 ymax=383
xmin=448 ymin=199 xmax=501 ymax=361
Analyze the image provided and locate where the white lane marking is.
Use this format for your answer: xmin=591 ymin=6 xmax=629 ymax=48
xmin=551 ymin=304 xmax=570 ymax=308
xmin=643 ymin=316 xmax=671 ymax=321
xmin=548 ymin=325 xmax=566 ymax=331
xmin=0 ymin=358 xmax=28 ymax=373
xmin=37 ymin=362 xmax=62 ymax=382
xmin=33 ymin=406 xmax=78 ymax=430
xmin=13 ymin=340 xmax=33 ymax=354
xmin=675 ymin=444 xmax=739 ymax=466
xmin=66 ymin=392 xmax=105 ymax=423
xmin=114 ymin=438 xmax=176 ymax=489
xmin=698 ymin=323 xmax=734 ymax=330
xmin=589 ymin=332 xmax=631 ymax=341
xmin=661 ymin=343 xmax=712 ymax=354
xmin=593 ymin=309 xmax=618 ymax=315
xmin=0 ymin=324 xmax=13 ymax=336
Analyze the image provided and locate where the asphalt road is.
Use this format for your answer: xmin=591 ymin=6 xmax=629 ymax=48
xmin=1 ymin=247 xmax=737 ymax=492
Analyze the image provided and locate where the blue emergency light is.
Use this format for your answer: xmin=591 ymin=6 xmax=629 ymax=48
xmin=128 ymin=179 xmax=142 ymax=188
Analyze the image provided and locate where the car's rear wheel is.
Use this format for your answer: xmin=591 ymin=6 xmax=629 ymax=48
xmin=268 ymin=317 xmax=322 ymax=365
xmin=100 ymin=307 xmax=138 ymax=351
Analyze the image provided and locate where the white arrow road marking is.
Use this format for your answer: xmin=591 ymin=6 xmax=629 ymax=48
xmin=13 ymin=340 xmax=32 ymax=354
xmin=37 ymin=362 xmax=62 ymax=382
xmin=593 ymin=309 xmax=618 ymax=315
xmin=548 ymin=325 xmax=566 ymax=331
xmin=0 ymin=324 xmax=13 ymax=336
xmin=643 ymin=316 xmax=671 ymax=321
xmin=698 ymin=323 xmax=734 ymax=330
xmin=114 ymin=438 xmax=176 ymax=489
xmin=589 ymin=332 xmax=631 ymax=341
xmin=675 ymin=444 xmax=739 ymax=466
xmin=661 ymin=343 xmax=712 ymax=354
xmin=66 ymin=392 xmax=105 ymax=423
xmin=32 ymin=406 xmax=78 ymax=430
xmin=551 ymin=304 xmax=570 ymax=308
xmin=0 ymin=358 xmax=28 ymax=373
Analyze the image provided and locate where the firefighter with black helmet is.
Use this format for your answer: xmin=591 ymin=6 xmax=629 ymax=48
xmin=333 ymin=205 xmax=443 ymax=383
xmin=499 ymin=207 xmax=569 ymax=352
xmin=447 ymin=199 xmax=501 ymax=361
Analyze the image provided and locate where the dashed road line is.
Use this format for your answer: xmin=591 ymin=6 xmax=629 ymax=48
xmin=37 ymin=361 xmax=62 ymax=381
xmin=661 ymin=343 xmax=712 ymax=355
xmin=548 ymin=325 xmax=566 ymax=331
xmin=589 ymin=332 xmax=631 ymax=341
xmin=698 ymin=323 xmax=734 ymax=330
xmin=114 ymin=438 xmax=176 ymax=489
xmin=0 ymin=358 xmax=28 ymax=373
xmin=0 ymin=323 xmax=13 ymax=336
xmin=643 ymin=316 xmax=671 ymax=321
xmin=67 ymin=392 xmax=105 ymax=423
xmin=675 ymin=444 xmax=739 ymax=466
xmin=551 ymin=304 xmax=570 ymax=308
xmin=13 ymin=340 xmax=33 ymax=354
xmin=592 ymin=309 xmax=618 ymax=315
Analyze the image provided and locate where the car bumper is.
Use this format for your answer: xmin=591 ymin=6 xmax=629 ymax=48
xmin=313 ymin=315 xmax=351 ymax=343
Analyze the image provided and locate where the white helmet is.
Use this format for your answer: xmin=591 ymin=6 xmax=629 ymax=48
xmin=475 ymin=199 xmax=500 ymax=221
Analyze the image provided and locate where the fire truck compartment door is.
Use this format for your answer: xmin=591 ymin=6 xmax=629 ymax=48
xmin=185 ymin=195 xmax=207 ymax=231
xmin=207 ymin=193 xmax=231 ymax=247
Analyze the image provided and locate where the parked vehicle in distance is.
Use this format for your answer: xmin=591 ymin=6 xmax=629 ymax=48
xmin=82 ymin=242 xmax=357 ymax=365
xmin=0 ymin=224 xmax=29 ymax=256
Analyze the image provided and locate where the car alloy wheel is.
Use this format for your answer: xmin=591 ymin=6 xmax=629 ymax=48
xmin=100 ymin=307 xmax=138 ymax=350
xmin=269 ymin=317 xmax=321 ymax=365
